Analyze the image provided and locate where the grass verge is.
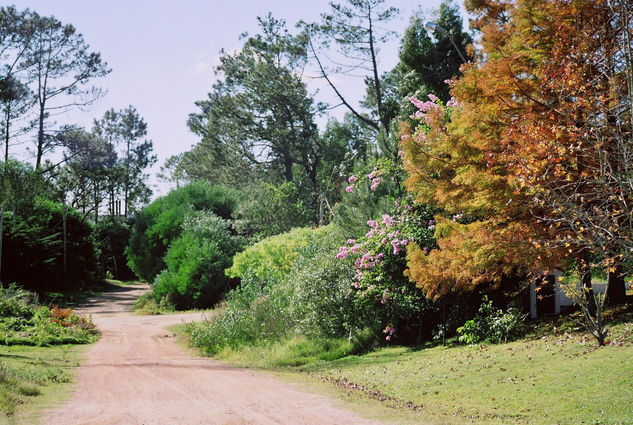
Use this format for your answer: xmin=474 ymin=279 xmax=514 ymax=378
xmin=181 ymin=309 xmax=633 ymax=425
xmin=0 ymin=344 xmax=87 ymax=425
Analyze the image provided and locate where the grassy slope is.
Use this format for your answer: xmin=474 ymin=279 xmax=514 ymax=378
xmin=0 ymin=344 xmax=87 ymax=425
xmin=195 ymin=313 xmax=633 ymax=425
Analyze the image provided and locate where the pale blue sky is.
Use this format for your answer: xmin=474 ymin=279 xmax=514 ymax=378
xmin=9 ymin=0 xmax=452 ymax=195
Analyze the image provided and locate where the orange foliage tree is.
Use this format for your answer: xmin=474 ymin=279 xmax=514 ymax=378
xmin=401 ymin=0 xmax=633 ymax=306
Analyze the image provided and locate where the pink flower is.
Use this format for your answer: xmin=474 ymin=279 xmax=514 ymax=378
xmin=367 ymin=220 xmax=378 ymax=229
xmin=350 ymin=244 xmax=361 ymax=253
xmin=370 ymin=183 xmax=379 ymax=191
xmin=348 ymin=175 xmax=358 ymax=183
xmin=347 ymin=239 xmax=356 ymax=244
xmin=428 ymin=93 xmax=439 ymax=102
xmin=345 ymin=185 xmax=353 ymax=192
xmin=385 ymin=335 xmax=391 ymax=341
xmin=444 ymin=79 xmax=452 ymax=85
xmin=382 ymin=214 xmax=394 ymax=227
xmin=446 ymin=96 xmax=460 ymax=107
xmin=400 ymin=239 xmax=409 ymax=246
xmin=397 ymin=150 xmax=404 ymax=157
xmin=337 ymin=246 xmax=349 ymax=259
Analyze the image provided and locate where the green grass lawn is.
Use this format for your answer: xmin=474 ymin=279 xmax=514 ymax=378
xmin=0 ymin=344 xmax=87 ymax=425
xmin=195 ymin=311 xmax=633 ymax=425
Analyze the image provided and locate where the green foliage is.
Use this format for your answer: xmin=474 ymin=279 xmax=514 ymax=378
xmin=185 ymin=272 xmax=294 ymax=354
xmin=94 ymin=217 xmax=135 ymax=281
xmin=396 ymin=0 xmax=471 ymax=118
xmin=125 ymin=181 xmax=237 ymax=281
xmin=187 ymin=225 xmax=364 ymax=354
xmin=233 ymin=181 xmax=314 ymax=238
xmin=226 ymin=226 xmax=326 ymax=281
xmin=0 ymin=283 xmax=99 ymax=346
xmin=2 ymin=199 xmax=98 ymax=291
xmin=456 ymin=296 xmax=526 ymax=345
xmin=152 ymin=211 xmax=245 ymax=309
xmin=287 ymin=226 xmax=357 ymax=338
xmin=333 ymin=158 xmax=404 ymax=238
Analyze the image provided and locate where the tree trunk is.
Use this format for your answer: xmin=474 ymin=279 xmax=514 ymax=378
xmin=606 ymin=263 xmax=627 ymax=306
xmin=36 ymin=104 xmax=45 ymax=169
xmin=283 ymin=153 xmax=293 ymax=182
xmin=4 ymin=105 xmax=10 ymax=163
xmin=577 ymin=250 xmax=596 ymax=315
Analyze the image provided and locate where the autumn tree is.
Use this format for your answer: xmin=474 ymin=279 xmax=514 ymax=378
xmin=401 ymin=0 xmax=632 ymax=344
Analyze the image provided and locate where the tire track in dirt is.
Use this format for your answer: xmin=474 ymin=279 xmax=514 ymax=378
xmin=41 ymin=284 xmax=382 ymax=425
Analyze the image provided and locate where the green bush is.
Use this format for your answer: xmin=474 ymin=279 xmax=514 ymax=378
xmin=457 ymin=296 xmax=526 ymax=345
xmin=152 ymin=212 xmax=245 ymax=309
xmin=185 ymin=271 xmax=294 ymax=354
xmin=126 ymin=182 xmax=237 ymax=282
xmin=186 ymin=225 xmax=372 ymax=354
xmin=2 ymin=200 xmax=98 ymax=291
xmin=226 ymin=226 xmax=327 ymax=281
xmin=287 ymin=226 xmax=357 ymax=338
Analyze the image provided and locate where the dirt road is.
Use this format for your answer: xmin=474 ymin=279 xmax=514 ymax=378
xmin=41 ymin=284 xmax=381 ymax=425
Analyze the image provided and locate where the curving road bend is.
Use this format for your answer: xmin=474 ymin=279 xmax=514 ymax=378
xmin=41 ymin=284 xmax=380 ymax=425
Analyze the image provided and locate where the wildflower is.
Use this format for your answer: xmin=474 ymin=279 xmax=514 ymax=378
xmin=348 ymin=175 xmax=358 ymax=184
xmin=397 ymin=150 xmax=404 ymax=157
xmin=370 ymin=183 xmax=379 ymax=191
xmin=337 ymin=246 xmax=349 ymax=259
xmin=428 ymin=93 xmax=439 ymax=102
xmin=367 ymin=220 xmax=378 ymax=229
xmin=345 ymin=185 xmax=353 ymax=192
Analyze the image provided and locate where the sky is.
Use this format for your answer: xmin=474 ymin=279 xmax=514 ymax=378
xmin=8 ymin=0 xmax=452 ymax=196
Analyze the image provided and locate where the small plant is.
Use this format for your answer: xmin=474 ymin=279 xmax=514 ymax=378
xmin=457 ymin=296 xmax=526 ymax=344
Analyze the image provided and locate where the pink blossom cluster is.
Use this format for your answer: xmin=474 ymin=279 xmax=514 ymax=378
xmin=383 ymin=324 xmax=396 ymax=341
xmin=409 ymin=95 xmax=441 ymax=120
xmin=344 ymin=166 xmax=385 ymax=192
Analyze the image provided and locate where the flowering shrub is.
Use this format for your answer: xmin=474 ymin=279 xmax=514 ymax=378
xmin=337 ymin=197 xmax=438 ymax=342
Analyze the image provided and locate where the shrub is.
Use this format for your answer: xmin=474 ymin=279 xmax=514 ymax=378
xmin=457 ymin=296 xmax=526 ymax=344
xmin=126 ymin=182 xmax=237 ymax=281
xmin=337 ymin=197 xmax=438 ymax=343
xmin=185 ymin=272 xmax=294 ymax=354
xmin=186 ymin=225 xmax=357 ymax=353
xmin=287 ymin=226 xmax=357 ymax=338
xmin=226 ymin=226 xmax=327 ymax=282
xmin=152 ymin=212 xmax=245 ymax=309
xmin=2 ymin=199 xmax=98 ymax=291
